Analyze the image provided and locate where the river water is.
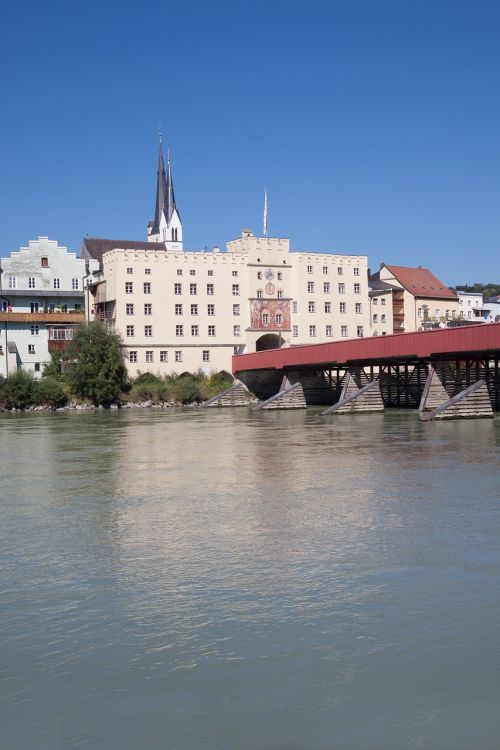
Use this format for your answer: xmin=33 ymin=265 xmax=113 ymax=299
xmin=1 ymin=408 xmax=500 ymax=750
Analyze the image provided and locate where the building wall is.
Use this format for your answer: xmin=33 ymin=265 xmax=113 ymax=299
xmin=369 ymin=291 xmax=393 ymax=335
xmin=0 ymin=237 xmax=86 ymax=377
xmin=90 ymin=232 xmax=371 ymax=376
xmin=457 ymin=292 xmax=484 ymax=320
xmin=379 ymin=267 xmax=459 ymax=331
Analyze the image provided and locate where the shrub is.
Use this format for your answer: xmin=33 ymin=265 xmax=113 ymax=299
xmin=35 ymin=377 xmax=68 ymax=409
xmin=1 ymin=369 xmax=38 ymax=410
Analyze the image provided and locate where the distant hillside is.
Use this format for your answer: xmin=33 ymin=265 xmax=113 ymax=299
xmin=451 ymin=283 xmax=500 ymax=298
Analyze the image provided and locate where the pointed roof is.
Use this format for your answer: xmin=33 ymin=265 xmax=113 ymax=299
xmin=151 ymin=143 xmax=178 ymax=235
xmin=381 ymin=265 xmax=458 ymax=301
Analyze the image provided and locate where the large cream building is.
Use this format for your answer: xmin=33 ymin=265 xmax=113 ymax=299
xmin=83 ymin=144 xmax=371 ymax=376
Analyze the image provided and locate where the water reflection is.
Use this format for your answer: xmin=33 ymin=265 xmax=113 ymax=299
xmin=1 ymin=409 xmax=500 ymax=750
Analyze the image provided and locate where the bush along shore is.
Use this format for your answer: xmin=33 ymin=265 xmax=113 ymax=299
xmin=0 ymin=321 xmax=239 ymax=412
xmin=0 ymin=368 xmax=236 ymax=412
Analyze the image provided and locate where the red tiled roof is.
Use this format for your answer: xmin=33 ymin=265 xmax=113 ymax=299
xmin=384 ymin=265 xmax=458 ymax=301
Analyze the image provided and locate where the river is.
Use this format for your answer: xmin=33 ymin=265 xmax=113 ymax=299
xmin=1 ymin=408 xmax=500 ymax=749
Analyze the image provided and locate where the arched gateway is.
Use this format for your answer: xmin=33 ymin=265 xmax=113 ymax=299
xmin=255 ymin=334 xmax=282 ymax=352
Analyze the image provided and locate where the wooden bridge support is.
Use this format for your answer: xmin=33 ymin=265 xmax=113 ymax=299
xmin=252 ymin=377 xmax=306 ymax=411
xmin=321 ymin=373 xmax=384 ymax=416
xmin=201 ymin=380 xmax=251 ymax=408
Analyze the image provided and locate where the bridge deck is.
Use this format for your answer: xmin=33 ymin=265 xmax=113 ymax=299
xmin=233 ymin=323 xmax=500 ymax=374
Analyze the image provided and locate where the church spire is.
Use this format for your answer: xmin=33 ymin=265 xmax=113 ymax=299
xmin=150 ymin=141 xmax=168 ymax=236
xmin=165 ymin=150 xmax=177 ymax=223
xmin=148 ymin=136 xmax=183 ymax=247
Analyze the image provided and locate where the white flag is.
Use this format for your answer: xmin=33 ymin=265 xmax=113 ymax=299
xmin=263 ymin=189 xmax=268 ymax=237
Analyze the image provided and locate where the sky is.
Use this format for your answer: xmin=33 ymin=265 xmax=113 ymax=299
xmin=1 ymin=0 xmax=499 ymax=284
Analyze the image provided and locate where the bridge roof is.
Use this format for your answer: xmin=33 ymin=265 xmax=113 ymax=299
xmin=233 ymin=323 xmax=500 ymax=373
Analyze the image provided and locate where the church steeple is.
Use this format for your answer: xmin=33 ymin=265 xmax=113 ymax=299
xmin=147 ymin=137 xmax=183 ymax=248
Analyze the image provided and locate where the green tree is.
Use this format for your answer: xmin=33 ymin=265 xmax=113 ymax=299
xmin=0 ymin=369 xmax=38 ymax=410
xmin=64 ymin=321 xmax=128 ymax=406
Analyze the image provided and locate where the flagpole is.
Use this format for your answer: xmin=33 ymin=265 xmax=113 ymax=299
xmin=263 ymin=189 xmax=268 ymax=237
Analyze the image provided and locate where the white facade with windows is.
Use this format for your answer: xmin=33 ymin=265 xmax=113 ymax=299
xmin=457 ymin=291 xmax=485 ymax=321
xmin=0 ymin=237 xmax=93 ymax=377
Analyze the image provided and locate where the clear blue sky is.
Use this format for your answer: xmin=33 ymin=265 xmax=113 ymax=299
xmin=1 ymin=0 xmax=499 ymax=283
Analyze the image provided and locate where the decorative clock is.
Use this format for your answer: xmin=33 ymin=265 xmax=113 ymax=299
xmin=264 ymin=268 xmax=275 ymax=281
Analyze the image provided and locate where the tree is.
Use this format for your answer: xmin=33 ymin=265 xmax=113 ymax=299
xmin=64 ymin=322 xmax=128 ymax=406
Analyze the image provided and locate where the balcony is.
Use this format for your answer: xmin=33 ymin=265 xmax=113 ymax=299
xmin=0 ymin=311 xmax=85 ymax=323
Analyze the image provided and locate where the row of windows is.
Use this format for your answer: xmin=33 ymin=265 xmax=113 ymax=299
xmin=307 ymin=282 xmax=361 ymax=294
xmin=291 ymin=301 xmax=363 ymax=314
xmin=126 ymin=267 xmax=236 ymax=278
xmin=371 ymin=298 xmax=386 ymax=305
xmin=125 ymin=303 xmax=241 ymax=316
xmin=125 ymin=283 xmax=240 ymax=295
xmin=128 ymin=349 xmax=211 ymax=364
xmin=307 ymin=265 xmax=360 ymax=276
xmin=256 ymin=289 xmax=284 ymax=299
xmin=372 ymin=314 xmax=387 ymax=323
xmin=126 ymin=325 xmax=240 ymax=338
xmin=293 ymin=325 xmax=364 ymax=338
xmin=7 ymin=276 xmax=79 ymax=290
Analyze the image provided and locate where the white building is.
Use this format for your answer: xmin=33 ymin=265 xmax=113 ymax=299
xmin=457 ymin=291 xmax=486 ymax=322
xmin=0 ymin=237 xmax=96 ymax=377
xmin=83 ymin=143 xmax=371 ymax=376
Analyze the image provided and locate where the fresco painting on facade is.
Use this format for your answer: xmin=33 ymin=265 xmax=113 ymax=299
xmin=250 ymin=299 xmax=291 ymax=331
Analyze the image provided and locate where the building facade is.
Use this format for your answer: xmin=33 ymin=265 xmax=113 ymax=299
xmin=83 ymin=143 xmax=371 ymax=376
xmin=0 ymin=237 xmax=94 ymax=377
xmin=457 ymin=291 xmax=485 ymax=322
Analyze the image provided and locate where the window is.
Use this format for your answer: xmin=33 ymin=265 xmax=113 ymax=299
xmin=373 ymin=314 xmax=378 ymax=323
xmin=61 ymin=304 xmax=68 ymax=313
xmin=145 ymin=268 xmax=151 ymax=275
xmin=354 ymin=267 xmax=360 ymax=276
xmin=75 ymin=304 xmax=81 ymax=310
xmin=28 ymin=344 xmax=35 ymax=354
xmin=233 ymin=304 xmax=240 ymax=315
xmin=41 ymin=257 xmax=48 ymax=268
xmin=190 ymin=283 xmax=197 ymax=295
xmin=175 ymin=304 xmax=183 ymax=315
xmin=53 ymin=278 xmax=60 ymax=289
xmin=34 ymin=363 xmax=40 ymax=372
xmin=338 ymin=283 xmax=345 ymax=294
xmin=381 ymin=314 xmax=386 ymax=323
xmin=207 ymin=304 xmax=215 ymax=316
xmin=293 ymin=325 xmax=298 ymax=337
xmin=129 ymin=351 xmax=137 ymax=363
xmin=373 ymin=298 xmax=378 ymax=305
xmin=233 ymin=325 xmax=241 ymax=336
xmin=177 ymin=269 xmax=183 ymax=276
xmin=143 ymin=282 xmax=151 ymax=294
xmin=202 ymin=350 xmax=210 ymax=362
xmin=324 ymin=266 xmax=330 ymax=275
xmin=307 ymin=265 xmax=313 ymax=274
xmin=232 ymin=284 xmax=240 ymax=295
xmin=257 ymin=290 xmax=263 ymax=298
xmin=309 ymin=325 xmax=316 ymax=337
xmin=207 ymin=283 xmax=214 ymax=295
xmin=337 ymin=266 xmax=343 ymax=275
xmin=232 ymin=270 xmax=238 ymax=277
xmin=262 ymin=312 xmax=270 ymax=325
xmin=30 ymin=302 xmax=39 ymax=313
xmin=48 ymin=303 xmax=54 ymax=312
xmin=163 ymin=229 xmax=167 ymax=241
xmin=325 ymin=302 xmax=331 ymax=313
xmin=126 ymin=325 xmax=134 ymax=337
xmin=70 ymin=278 xmax=78 ymax=290
xmin=190 ymin=269 xmax=196 ymax=276
xmin=355 ymin=303 xmax=362 ymax=313
xmin=326 ymin=325 xmax=332 ymax=337
xmin=307 ymin=281 xmax=314 ymax=293
xmin=191 ymin=304 xmax=198 ymax=315
xmin=30 ymin=325 xmax=39 ymax=336
xmin=144 ymin=304 xmax=152 ymax=315
xmin=341 ymin=325 xmax=348 ymax=337
xmin=146 ymin=351 xmax=153 ymax=363
xmin=174 ymin=283 xmax=182 ymax=294
xmin=277 ymin=272 xmax=282 ymax=280
xmin=29 ymin=277 xmax=36 ymax=289
xmin=275 ymin=313 xmax=282 ymax=325
xmin=381 ymin=298 xmax=385 ymax=305
xmin=357 ymin=326 xmax=364 ymax=337
xmin=160 ymin=351 xmax=168 ymax=362
xmin=208 ymin=325 xmax=216 ymax=336
xmin=324 ymin=282 xmax=330 ymax=293
xmin=145 ymin=325 xmax=152 ymax=337
xmin=354 ymin=283 xmax=360 ymax=294
xmin=292 ymin=301 xmax=298 ymax=314
xmin=191 ymin=325 xmax=199 ymax=336
xmin=277 ymin=290 xmax=283 ymax=299
xmin=125 ymin=282 xmax=133 ymax=294
xmin=176 ymin=325 xmax=184 ymax=336
xmin=308 ymin=301 xmax=315 ymax=313
xmin=127 ymin=267 xmax=133 ymax=275
xmin=207 ymin=269 xmax=214 ymax=276
xmin=257 ymin=271 xmax=262 ymax=280
xmin=126 ymin=303 xmax=135 ymax=315
xmin=175 ymin=350 xmax=182 ymax=362
xmin=340 ymin=302 xmax=346 ymax=313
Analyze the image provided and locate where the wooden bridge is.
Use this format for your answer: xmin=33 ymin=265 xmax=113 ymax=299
xmin=231 ymin=323 xmax=500 ymax=417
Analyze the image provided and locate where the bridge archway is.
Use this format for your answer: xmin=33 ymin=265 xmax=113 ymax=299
xmin=256 ymin=333 xmax=282 ymax=352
